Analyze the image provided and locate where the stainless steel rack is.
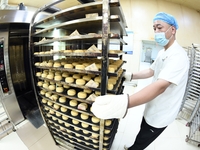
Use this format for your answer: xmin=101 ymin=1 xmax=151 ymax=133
xmin=179 ymin=43 xmax=200 ymax=147
xmin=29 ymin=0 xmax=127 ymax=150
xmin=178 ymin=44 xmax=200 ymax=125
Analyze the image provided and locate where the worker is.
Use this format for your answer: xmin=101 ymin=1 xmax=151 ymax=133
xmin=92 ymin=12 xmax=189 ymax=150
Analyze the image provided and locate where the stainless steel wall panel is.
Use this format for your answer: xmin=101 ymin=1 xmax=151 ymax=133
xmin=0 ymin=10 xmax=34 ymax=24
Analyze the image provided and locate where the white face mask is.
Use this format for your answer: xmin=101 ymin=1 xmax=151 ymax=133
xmin=154 ymin=26 xmax=173 ymax=47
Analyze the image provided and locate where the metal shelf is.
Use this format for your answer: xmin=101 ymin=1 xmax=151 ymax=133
xmin=33 ymin=0 xmax=126 ymax=29
xmin=179 ymin=43 xmax=200 ymax=147
xmin=32 ymin=15 xmax=127 ymax=37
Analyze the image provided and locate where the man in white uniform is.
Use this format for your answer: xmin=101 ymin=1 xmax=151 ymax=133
xmin=92 ymin=12 xmax=189 ymax=150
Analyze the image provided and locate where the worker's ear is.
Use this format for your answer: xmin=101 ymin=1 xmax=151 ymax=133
xmin=172 ymin=26 xmax=176 ymax=34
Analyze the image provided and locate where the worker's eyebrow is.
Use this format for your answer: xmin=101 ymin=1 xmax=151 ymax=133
xmin=153 ymin=24 xmax=162 ymax=28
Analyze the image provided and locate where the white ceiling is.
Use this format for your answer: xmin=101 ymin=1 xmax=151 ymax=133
xmin=7 ymin=0 xmax=200 ymax=12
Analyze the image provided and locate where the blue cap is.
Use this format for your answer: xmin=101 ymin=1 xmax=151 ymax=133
xmin=153 ymin=12 xmax=179 ymax=30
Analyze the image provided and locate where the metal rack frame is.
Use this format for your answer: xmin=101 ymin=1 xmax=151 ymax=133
xmin=178 ymin=44 xmax=200 ymax=124
xmin=29 ymin=0 xmax=127 ymax=149
xmin=179 ymin=43 xmax=200 ymax=147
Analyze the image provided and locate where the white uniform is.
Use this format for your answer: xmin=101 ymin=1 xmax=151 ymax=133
xmin=144 ymin=41 xmax=189 ymax=128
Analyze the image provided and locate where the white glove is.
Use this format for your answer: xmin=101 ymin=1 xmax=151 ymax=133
xmin=91 ymin=94 xmax=129 ymax=119
xmin=124 ymin=72 xmax=133 ymax=81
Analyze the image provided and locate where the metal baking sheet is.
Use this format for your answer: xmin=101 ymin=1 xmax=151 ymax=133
xmin=44 ymin=104 xmax=99 ymax=127
xmin=41 ymin=96 xmax=91 ymax=115
xmin=186 ymin=92 xmax=199 ymax=100
xmin=34 ymin=49 xmax=125 ymax=58
xmin=38 ymin=76 xmax=95 ymax=91
xmin=36 ymin=64 xmax=125 ymax=92
xmin=188 ymin=88 xmax=199 ymax=96
xmin=189 ymin=83 xmax=200 ymax=89
xmin=40 ymin=95 xmax=93 ymax=115
xmin=190 ymin=80 xmax=200 ymax=86
xmin=185 ymin=94 xmax=199 ymax=101
xmin=187 ymin=90 xmax=199 ymax=98
xmin=35 ymin=59 xmax=126 ymax=77
xmin=189 ymin=78 xmax=200 ymax=84
xmin=37 ymin=66 xmax=101 ymax=75
xmin=34 ymin=34 xmax=127 ymax=45
xmin=38 ymin=86 xmax=94 ymax=104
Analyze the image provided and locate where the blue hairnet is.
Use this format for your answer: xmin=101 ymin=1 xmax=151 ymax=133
xmin=153 ymin=12 xmax=179 ymax=30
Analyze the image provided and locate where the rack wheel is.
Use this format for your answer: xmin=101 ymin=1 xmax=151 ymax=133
xmin=13 ymin=127 xmax=16 ymax=132
xmin=186 ymin=122 xmax=191 ymax=127
xmin=198 ymin=144 xmax=200 ymax=147
xmin=185 ymin=136 xmax=189 ymax=142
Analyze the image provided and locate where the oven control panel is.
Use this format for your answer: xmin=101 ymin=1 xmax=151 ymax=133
xmin=0 ymin=39 xmax=9 ymax=93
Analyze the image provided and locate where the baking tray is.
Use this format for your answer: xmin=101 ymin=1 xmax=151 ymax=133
xmin=52 ymin=131 xmax=76 ymax=147
xmin=39 ymin=93 xmax=119 ymax=128
xmin=46 ymin=111 xmax=118 ymax=138
xmin=39 ymin=94 xmax=93 ymax=115
xmin=45 ymin=104 xmax=119 ymax=150
xmin=43 ymin=104 xmax=98 ymax=127
xmin=50 ymin=122 xmax=102 ymax=150
xmin=33 ymin=34 xmax=126 ymax=47
xmin=35 ymin=60 xmax=126 ymax=77
xmin=193 ymin=67 xmax=200 ymax=72
xmin=187 ymin=91 xmax=199 ymax=99
xmin=38 ymin=76 xmax=98 ymax=91
xmin=188 ymin=87 xmax=200 ymax=96
xmin=45 ymin=103 xmax=118 ymax=130
xmin=54 ymin=135 xmax=75 ymax=150
xmin=37 ymin=68 xmax=125 ymax=94
xmin=38 ymin=86 xmax=94 ymax=104
xmin=190 ymin=77 xmax=200 ymax=84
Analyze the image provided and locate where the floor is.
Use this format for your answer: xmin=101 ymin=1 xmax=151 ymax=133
xmin=0 ymin=62 xmax=200 ymax=150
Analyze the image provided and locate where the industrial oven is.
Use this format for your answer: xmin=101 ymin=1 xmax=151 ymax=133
xmin=0 ymin=10 xmax=46 ymax=127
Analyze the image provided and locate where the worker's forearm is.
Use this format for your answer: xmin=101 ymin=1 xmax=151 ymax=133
xmin=128 ymin=80 xmax=171 ymax=108
xmin=132 ymin=69 xmax=154 ymax=80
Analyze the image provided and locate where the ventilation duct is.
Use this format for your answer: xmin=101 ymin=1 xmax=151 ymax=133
xmin=0 ymin=0 xmax=26 ymax=10
xmin=44 ymin=6 xmax=61 ymax=13
xmin=78 ymin=0 xmax=95 ymax=4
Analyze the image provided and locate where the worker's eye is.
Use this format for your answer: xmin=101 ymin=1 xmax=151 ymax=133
xmin=153 ymin=26 xmax=162 ymax=31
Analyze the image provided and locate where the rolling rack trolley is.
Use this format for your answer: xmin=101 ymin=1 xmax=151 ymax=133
xmin=178 ymin=44 xmax=200 ymax=147
xmin=29 ymin=0 xmax=127 ymax=149
xmin=178 ymin=43 xmax=200 ymax=126
xmin=184 ymin=43 xmax=200 ymax=147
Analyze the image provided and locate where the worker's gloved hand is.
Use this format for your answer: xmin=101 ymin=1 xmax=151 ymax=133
xmin=124 ymin=72 xmax=133 ymax=81
xmin=91 ymin=94 xmax=129 ymax=119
